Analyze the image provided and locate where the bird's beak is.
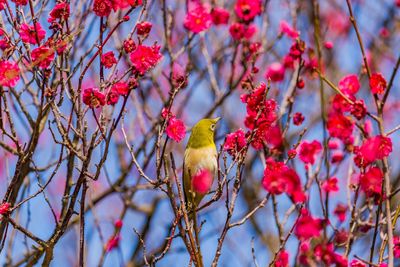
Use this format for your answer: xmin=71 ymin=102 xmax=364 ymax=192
xmin=213 ymin=117 xmax=221 ymax=123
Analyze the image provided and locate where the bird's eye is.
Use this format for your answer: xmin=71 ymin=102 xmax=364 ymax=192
xmin=210 ymin=124 xmax=216 ymax=131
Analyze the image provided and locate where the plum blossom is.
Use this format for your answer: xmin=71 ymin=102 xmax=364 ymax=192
xmin=0 ymin=61 xmax=20 ymax=87
xmin=101 ymin=51 xmax=117 ymax=69
xmin=369 ymin=73 xmax=387 ymax=94
xmin=234 ymin=0 xmax=261 ymax=22
xmin=298 ymin=140 xmax=322 ymax=165
xmin=166 ymin=117 xmax=186 ymax=142
xmin=223 ymin=129 xmax=247 ymax=157
xmin=130 ymin=44 xmax=162 ymax=75
xmin=19 ymin=23 xmax=46 ymax=45
xmin=184 ymin=4 xmax=212 ymax=33
xmin=191 ymin=169 xmax=213 ymax=194
xmin=211 ymin=7 xmax=230 ymax=25
xmin=262 ymin=159 xmax=306 ymax=203
xmin=82 ymin=88 xmax=106 ymax=108
xmin=279 ymin=20 xmax=299 ymax=38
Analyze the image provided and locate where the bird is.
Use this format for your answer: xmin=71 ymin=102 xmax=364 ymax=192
xmin=183 ymin=117 xmax=220 ymax=212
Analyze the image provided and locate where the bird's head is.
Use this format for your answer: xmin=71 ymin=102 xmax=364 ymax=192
xmin=187 ymin=117 xmax=221 ymax=148
xmin=193 ymin=117 xmax=221 ymax=133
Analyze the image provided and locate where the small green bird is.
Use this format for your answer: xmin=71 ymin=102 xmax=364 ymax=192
xmin=183 ymin=117 xmax=220 ymax=211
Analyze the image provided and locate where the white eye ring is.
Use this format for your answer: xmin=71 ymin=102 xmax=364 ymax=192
xmin=210 ymin=124 xmax=216 ymax=131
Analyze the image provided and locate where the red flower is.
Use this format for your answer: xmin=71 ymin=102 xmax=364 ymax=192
xmin=287 ymin=149 xmax=297 ymax=159
xmin=106 ymin=90 xmax=119 ymax=105
xmin=101 ymin=51 xmax=117 ymax=69
xmin=265 ymin=62 xmax=285 ymax=82
xmin=11 ymin=0 xmax=27 ymax=5
xmin=331 ymin=94 xmax=353 ymax=113
xmin=275 ymin=250 xmax=289 ymax=267
xmin=136 ymin=21 xmax=152 ymax=36
xmin=172 ymin=64 xmax=188 ymax=89
xmin=350 ymin=260 xmax=366 ymax=267
xmin=360 ymin=167 xmax=383 ymax=199
xmin=114 ymin=219 xmax=123 ymax=229
xmin=283 ymin=55 xmax=295 ymax=69
xmin=293 ymin=112 xmax=304 ymax=126
xmin=335 ymin=229 xmax=349 ymax=244
xmin=328 ymin=139 xmax=340 ymax=150
xmin=331 ymin=151 xmax=344 ymax=164
xmin=229 ymin=23 xmax=245 ymax=40
xmin=315 ymin=243 xmax=347 ymax=266
xmin=20 ymin=23 xmax=46 ymax=45
xmin=0 ymin=202 xmax=10 ymax=215
xmin=350 ymin=100 xmax=367 ymax=120
xmin=191 ymin=169 xmax=213 ymax=194
xmin=262 ymin=159 xmax=306 ymax=203
xmin=334 ymin=203 xmax=347 ymax=222
xmin=264 ymin=125 xmax=283 ymax=149
xmin=394 ymin=236 xmax=400 ymax=258
xmin=234 ymin=0 xmax=261 ymax=22
xmin=166 ymin=117 xmax=186 ymax=142
xmin=112 ymin=81 xmax=129 ymax=96
xmin=322 ymin=177 xmax=339 ymax=193
xmin=161 ymin=108 xmax=172 ymax=120
xmin=183 ymin=4 xmax=212 ymax=33
xmin=130 ymin=44 xmax=162 ymax=75
xmin=113 ymin=0 xmax=142 ymax=10
xmin=0 ymin=0 xmax=6 ymax=10
xmin=279 ymin=20 xmax=299 ymax=39
xmin=224 ymin=129 xmax=247 ymax=157
xmin=82 ymin=88 xmax=106 ymax=108
xmin=105 ymin=234 xmax=120 ymax=252
xmin=0 ymin=60 xmax=20 ymax=87
xmin=123 ymin=38 xmax=136 ymax=53
xmin=288 ymin=40 xmax=305 ymax=60
xmin=298 ymin=140 xmax=322 ymax=165
xmin=211 ymin=7 xmax=230 ymax=25
xmin=93 ymin=0 xmax=112 ymax=17
xmin=369 ymin=73 xmax=387 ymax=94
xmin=355 ymin=135 xmax=392 ymax=167
xmin=296 ymin=78 xmax=305 ymax=89
xmin=48 ymin=2 xmax=70 ymax=23
xmin=327 ymin=113 xmax=353 ymax=141
xmin=324 ymin=41 xmax=333 ymax=49
xmin=338 ymin=74 xmax=359 ymax=95
xmin=31 ymin=46 xmax=55 ymax=69
xmin=295 ymin=209 xmax=323 ymax=240
xmin=241 ymin=83 xmax=280 ymax=150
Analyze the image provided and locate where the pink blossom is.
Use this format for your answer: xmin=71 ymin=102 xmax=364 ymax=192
xmin=211 ymin=7 xmax=230 ymax=25
xmin=0 ymin=202 xmax=10 ymax=215
xmin=322 ymin=177 xmax=339 ymax=193
xmin=105 ymin=235 xmax=120 ymax=252
xmin=130 ymin=44 xmax=162 ymax=75
xmin=338 ymin=74 xmax=360 ymax=95
xmin=224 ymin=129 xmax=247 ymax=157
xmin=234 ymin=0 xmax=261 ymax=22
xmin=136 ymin=21 xmax=152 ymax=36
xmin=0 ymin=61 xmax=20 ymax=87
xmin=20 ymin=23 xmax=46 ymax=45
xmin=279 ymin=20 xmax=299 ymax=39
xmin=295 ymin=209 xmax=323 ymax=240
xmin=369 ymin=73 xmax=387 ymax=94
xmin=298 ymin=140 xmax=322 ymax=165
xmin=265 ymin=62 xmax=285 ymax=82
xmin=82 ymin=88 xmax=106 ymax=108
xmin=166 ymin=117 xmax=186 ymax=142
xmin=101 ymin=51 xmax=117 ymax=69
xmin=31 ymin=46 xmax=55 ymax=69
xmin=183 ymin=4 xmax=212 ymax=33
xmin=191 ymin=169 xmax=213 ymax=194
